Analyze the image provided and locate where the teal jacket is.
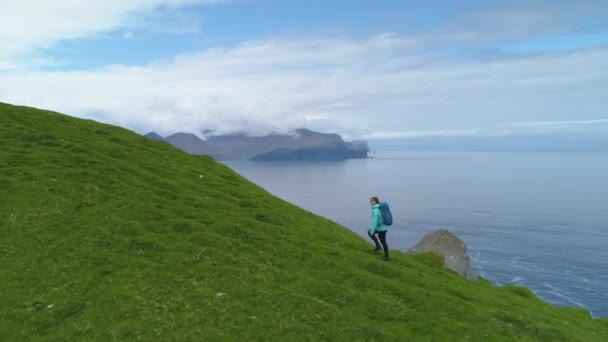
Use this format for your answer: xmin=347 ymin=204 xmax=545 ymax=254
xmin=370 ymin=204 xmax=387 ymax=234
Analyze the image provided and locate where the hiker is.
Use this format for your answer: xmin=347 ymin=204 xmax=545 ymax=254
xmin=368 ymin=196 xmax=389 ymax=260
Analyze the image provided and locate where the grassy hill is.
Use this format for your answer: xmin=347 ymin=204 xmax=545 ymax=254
xmin=1 ymin=102 xmax=607 ymax=340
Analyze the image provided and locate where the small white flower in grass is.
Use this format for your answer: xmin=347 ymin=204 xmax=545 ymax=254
xmin=216 ymin=292 xmax=225 ymax=297
xmin=47 ymin=304 xmax=54 ymax=308
xmin=200 ymin=175 xmax=204 ymax=178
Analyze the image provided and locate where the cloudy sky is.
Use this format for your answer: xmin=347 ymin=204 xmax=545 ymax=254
xmin=1 ymin=0 xmax=607 ymax=141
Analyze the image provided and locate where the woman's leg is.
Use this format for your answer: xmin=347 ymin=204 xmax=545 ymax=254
xmin=378 ymin=231 xmax=389 ymax=258
xmin=368 ymin=230 xmax=381 ymax=250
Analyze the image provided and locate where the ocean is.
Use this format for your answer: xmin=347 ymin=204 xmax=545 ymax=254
xmin=223 ymin=151 xmax=608 ymax=318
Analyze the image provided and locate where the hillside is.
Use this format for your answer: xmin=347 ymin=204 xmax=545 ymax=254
xmin=1 ymin=102 xmax=607 ymax=340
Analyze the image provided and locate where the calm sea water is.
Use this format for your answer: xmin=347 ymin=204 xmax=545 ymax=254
xmin=223 ymin=151 xmax=608 ymax=318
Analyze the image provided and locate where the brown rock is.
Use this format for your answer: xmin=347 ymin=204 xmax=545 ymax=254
xmin=408 ymin=229 xmax=478 ymax=282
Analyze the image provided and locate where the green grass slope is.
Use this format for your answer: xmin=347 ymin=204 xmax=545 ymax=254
xmin=1 ymin=102 xmax=607 ymax=341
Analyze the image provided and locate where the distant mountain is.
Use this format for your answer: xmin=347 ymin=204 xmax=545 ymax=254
xmin=164 ymin=132 xmax=222 ymax=156
xmin=144 ymin=132 xmax=164 ymax=141
xmin=349 ymin=140 xmax=371 ymax=153
xmin=252 ymin=141 xmax=368 ymax=161
xmin=153 ymin=128 xmax=369 ymax=161
xmin=205 ymin=128 xmax=345 ymax=159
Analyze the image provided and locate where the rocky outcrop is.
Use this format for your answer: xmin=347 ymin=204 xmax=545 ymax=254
xmin=408 ymin=229 xmax=478 ymax=282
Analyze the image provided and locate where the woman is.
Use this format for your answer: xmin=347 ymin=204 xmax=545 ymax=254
xmin=368 ymin=196 xmax=389 ymax=261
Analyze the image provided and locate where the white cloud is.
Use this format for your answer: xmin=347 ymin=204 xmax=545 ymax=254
xmin=504 ymin=119 xmax=608 ymax=127
xmin=368 ymin=118 xmax=608 ymax=140
xmin=365 ymin=129 xmax=482 ymax=139
xmin=497 ymin=118 xmax=608 ymax=136
xmin=441 ymin=1 xmax=608 ymax=46
xmin=0 ymin=2 xmax=607 ymax=139
xmin=121 ymin=31 xmax=136 ymax=40
xmin=1 ymin=34 xmax=607 ymax=139
xmin=0 ymin=0 xmax=228 ymax=69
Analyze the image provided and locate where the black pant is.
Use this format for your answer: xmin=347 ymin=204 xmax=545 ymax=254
xmin=368 ymin=230 xmax=389 ymax=257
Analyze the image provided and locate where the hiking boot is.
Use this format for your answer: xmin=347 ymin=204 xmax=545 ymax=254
xmin=381 ymin=256 xmax=390 ymax=261
xmin=373 ymin=247 xmax=381 ymax=252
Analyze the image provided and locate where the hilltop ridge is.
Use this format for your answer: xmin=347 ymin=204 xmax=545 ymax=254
xmin=145 ymin=128 xmax=369 ymax=161
xmin=1 ymin=102 xmax=607 ymax=340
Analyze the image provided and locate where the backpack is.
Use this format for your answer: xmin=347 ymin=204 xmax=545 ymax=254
xmin=378 ymin=202 xmax=393 ymax=226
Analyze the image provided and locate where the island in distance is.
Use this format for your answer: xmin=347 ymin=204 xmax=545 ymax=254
xmin=144 ymin=128 xmax=369 ymax=161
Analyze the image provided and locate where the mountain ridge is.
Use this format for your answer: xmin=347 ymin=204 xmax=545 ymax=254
xmin=145 ymin=128 xmax=369 ymax=161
